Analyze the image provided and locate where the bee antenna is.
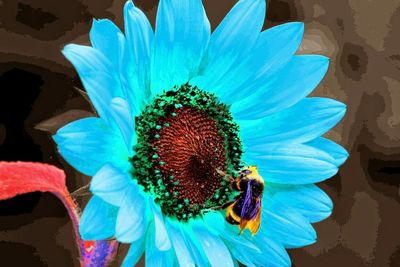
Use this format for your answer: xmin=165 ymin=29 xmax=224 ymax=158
xmin=240 ymin=160 xmax=250 ymax=166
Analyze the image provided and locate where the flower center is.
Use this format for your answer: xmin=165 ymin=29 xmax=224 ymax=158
xmin=130 ymin=84 xmax=242 ymax=221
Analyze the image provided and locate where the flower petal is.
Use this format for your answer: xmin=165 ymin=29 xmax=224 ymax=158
xmin=202 ymin=210 xmax=226 ymax=235
xmin=90 ymin=164 xmax=131 ymax=206
xmin=266 ymin=184 xmax=333 ymax=223
xmin=244 ymin=144 xmax=338 ymax=184
xmin=151 ymin=0 xmax=210 ymax=97
xmin=115 ymin=184 xmax=149 ymax=243
xmin=252 ymin=236 xmax=291 ymax=267
xmin=150 ymin=199 xmax=171 ymax=251
xmin=231 ymin=55 xmax=329 ymax=118
xmin=79 ymin=196 xmax=118 ymax=240
xmin=53 ymin=117 xmax=129 ymax=176
xmin=110 ymin=97 xmax=136 ymax=148
xmin=260 ymin=200 xmax=317 ymax=248
xmin=122 ymin=234 xmax=146 ymax=267
xmin=227 ymin=244 xmax=258 ymax=267
xmin=192 ymin=219 xmax=234 ymax=267
xmin=306 ymin=137 xmax=349 ymax=167
xmin=145 ymin=223 xmax=177 ymax=267
xmin=123 ymin=1 xmax=153 ymax=115
xmin=193 ymin=0 xmax=266 ymax=94
xmin=90 ymin=19 xmax=124 ymax=68
xmin=218 ymin=22 xmax=304 ymax=103
xmin=165 ymin=219 xmax=196 ymax=267
xmin=238 ymin=97 xmax=346 ymax=145
xmin=62 ymin=44 xmax=123 ymax=122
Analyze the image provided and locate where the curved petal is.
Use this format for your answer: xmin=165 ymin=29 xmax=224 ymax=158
xmin=306 ymin=137 xmax=349 ymax=167
xmin=149 ymin=199 xmax=171 ymax=251
xmin=110 ymin=97 xmax=136 ymax=148
xmin=192 ymin=0 xmax=266 ymax=95
xmin=260 ymin=200 xmax=317 ymax=248
xmin=62 ymin=44 xmax=124 ymax=122
xmin=53 ymin=117 xmax=129 ymax=176
xmin=252 ymin=236 xmax=291 ymax=267
xmin=266 ymin=184 xmax=333 ymax=223
xmin=231 ymin=55 xmax=329 ymax=118
xmin=238 ymin=97 xmax=346 ymax=145
xmin=244 ymin=144 xmax=338 ymax=184
xmin=151 ymin=0 xmax=210 ymax=97
xmin=90 ymin=19 xmax=124 ymax=69
xmin=90 ymin=164 xmax=131 ymax=206
xmin=227 ymin=243 xmax=258 ymax=267
xmin=115 ymin=184 xmax=149 ymax=243
xmin=165 ymin=219 xmax=196 ymax=267
xmin=122 ymin=233 xmax=146 ymax=267
xmin=184 ymin=224 xmax=210 ymax=267
xmin=202 ymin=210 xmax=226 ymax=235
xmin=123 ymin=1 xmax=153 ymax=115
xmin=145 ymin=223 xmax=177 ymax=267
xmin=218 ymin=22 xmax=304 ymax=103
xmin=191 ymin=219 xmax=234 ymax=267
xmin=79 ymin=196 xmax=118 ymax=240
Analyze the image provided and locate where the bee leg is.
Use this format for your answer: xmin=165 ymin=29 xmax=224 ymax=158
xmin=209 ymin=201 xmax=234 ymax=211
xmin=216 ymin=169 xmax=234 ymax=182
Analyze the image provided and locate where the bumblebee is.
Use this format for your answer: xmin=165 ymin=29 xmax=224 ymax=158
xmin=216 ymin=166 xmax=264 ymax=236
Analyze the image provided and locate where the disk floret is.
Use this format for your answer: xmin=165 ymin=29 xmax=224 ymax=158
xmin=130 ymin=84 xmax=242 ymax=220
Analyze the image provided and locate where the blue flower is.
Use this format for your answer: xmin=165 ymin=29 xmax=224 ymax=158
xmin=54 ymin=0 xmax=348 ymax=266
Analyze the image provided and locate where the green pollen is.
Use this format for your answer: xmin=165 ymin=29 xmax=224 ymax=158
xmin=130 ymin=84 xmax=243 ymax=221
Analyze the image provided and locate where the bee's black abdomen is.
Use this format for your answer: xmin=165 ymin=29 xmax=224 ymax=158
xmin=251 ymin=181 xmax=263 ymax=198
xmin=226 ymin=213 xmax=240 ymax=225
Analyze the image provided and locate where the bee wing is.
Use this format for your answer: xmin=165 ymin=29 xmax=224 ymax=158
xmin=239 ymin=198 xmax=262 ymax=236
xmin=240 ymin=180 xmax=253 ymax=219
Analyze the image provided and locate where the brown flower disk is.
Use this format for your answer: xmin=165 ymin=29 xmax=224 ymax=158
xmin=153 ymin=107 xmax=227 ymax=204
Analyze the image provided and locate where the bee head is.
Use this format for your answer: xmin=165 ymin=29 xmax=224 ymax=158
xmin=241 ymin=165 xmax=259 ymax=175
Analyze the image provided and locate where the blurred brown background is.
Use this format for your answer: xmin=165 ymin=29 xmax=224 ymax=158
xmin=1 ymin=0 xmax=399 ymax=266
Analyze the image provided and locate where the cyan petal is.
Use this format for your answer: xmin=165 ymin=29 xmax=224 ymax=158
xmin=79 ymin=196 xmax=118 ymax=240
xmin=218 ymin=22 xmax=304 ymax=104
xmin=122 ymin=234 xmax=146 ymax=267
xmin=232 ymin=55 xmax=329 ymax=118
xmin=123 ymin=1 xmax=153 ymax=115
xmin=252 ymin=235 xmax=291 ymax=267
xmin=191 ymin=219 xmax=234 ymax=267
xmin=239 ymin=97 xmax=346 ymax=145
xmin=90 ymin=164 xmax=131 ymax=206
xmin=222 ymin=225 xmax=263 ymax=267
xmin=165 ymin=219 xmax=196 ymax=267
xmin=149 ymin=199 xmax=171 ymax=251
xmin=266 ymin=184 xmax=333 ymax=223
xmin=244 ymin=143 xmax=338 ymax=184
xmin=180 ymin=222 xmax=210 ymax=266
xmin=221 ymin=223 xmax=260 ymax=253
xmin=193 ymin=0 xmax=266 ymax=95
xmin=110 ymin=97 xmax=136 ymax=148
xmin=151 ymin=0 xmax=210 ymax=97
xmin=62 ymin=44 xmax=124 ymax=122
xmin=202 ymin=210 xmax=226 ymax=235
xmin=115 ymin=184 xmax=149 ymax=243
xmin=90 ymin=19 xmax=124 ymax=68
xmin=53 ymin=117 xmax=129 ymax=176
xmin=307 ymin=137 xmax=349 ymax=166
xmin=227 ymin=244 xmax=258 ymax=267
xmin=260 ymin=200 xmax=317 ymax=248
xmin=145 ymin=223 xmax=177 ymax=267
